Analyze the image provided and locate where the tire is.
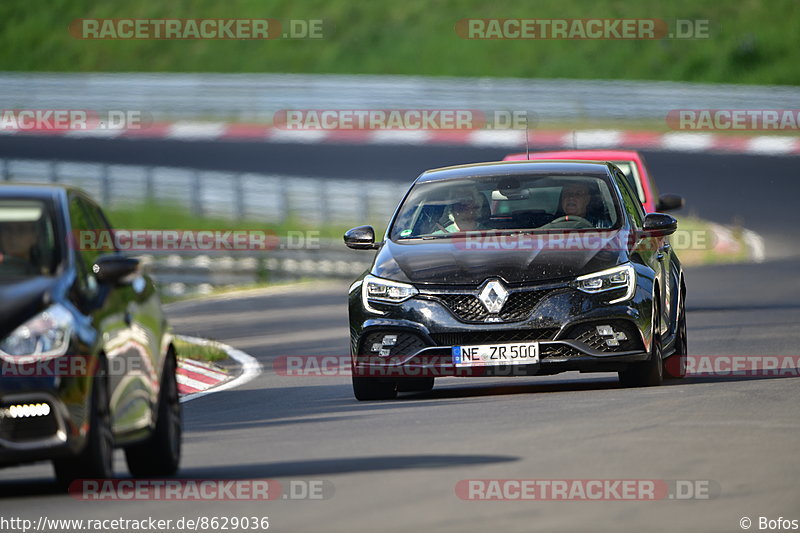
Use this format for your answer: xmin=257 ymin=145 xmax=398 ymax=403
xmin=664 ymin=294 xmax=687 ymax=379
xmin=125 ymin=353 xmax=182 ymax=477
xmin=619 ymin=302 xmax=664 ymax=388
xmin=397 ymin=377 xmax=435 ymax=393
xmin=352 ymin=376 xmax=398 ymax=401
xmin=53 ymin=357 xmax=114 ymax=490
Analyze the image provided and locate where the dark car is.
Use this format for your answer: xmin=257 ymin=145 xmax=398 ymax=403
xmin=345 ymin=161 xmax=687 ymax=400
xmin=0 ymin=184 xmax=180 ymax=487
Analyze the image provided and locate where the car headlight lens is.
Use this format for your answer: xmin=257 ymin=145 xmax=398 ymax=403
xmin=0 ymin=304 xmax=73 ymax=360
xmin=573 ymin=263 xmax=636 ymax=304
xmin=362 ymin=275 xmax=418 ymax=314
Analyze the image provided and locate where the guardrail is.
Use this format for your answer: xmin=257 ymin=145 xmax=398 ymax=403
xmin=0 ymin=157 xmax=387 ymax=295
xmin=0 ymin=158 xmax=404 ymax=226
xmin=2 ymin=72 xmax=799 ymax=121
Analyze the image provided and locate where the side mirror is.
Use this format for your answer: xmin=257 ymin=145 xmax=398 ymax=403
xmin=344 ymin=226 xmax=380 ymax=250
xmin=92 ymin=255 xmax=140 ymax=285
xmin=656 ymin=194 xmax=684 ymax=212
xmin=643 ymin=213 xmax=678 ymax=237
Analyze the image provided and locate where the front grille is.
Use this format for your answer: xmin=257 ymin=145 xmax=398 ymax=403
xmin=563 ymin=320 xmax=644 ymax=353
xmin=540 ymin=345 xmax=584 ymax=358
xmin=360 ymin=331 xmax=427 ymax=356
xmin=430 ymin=328 xmax=558 ymax=347
xmin=432 ymin=288 xmax=564 ymax=323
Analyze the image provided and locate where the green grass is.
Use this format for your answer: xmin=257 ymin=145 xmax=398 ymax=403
xmin=673 ymin=216 xmax=749 ymax=265
xmin=2 ymin=0 xmax=798 ymax=85
xmin=106 ymin=201 xmax=359 ymax=240
xmin=173 ymin=336 xmax=229 ymax=363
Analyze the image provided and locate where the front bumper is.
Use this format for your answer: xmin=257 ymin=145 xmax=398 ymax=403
xmin=0 ymin=356 xmax=92 ymax=466
xmin=349 ymin=280 xmax=653 ymax=378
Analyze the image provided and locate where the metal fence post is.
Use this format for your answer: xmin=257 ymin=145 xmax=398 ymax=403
xmin=279 ymin=176 xmax=290 ymax=223
xmin=191 ymin=170 xmax=204 ymax=217
xmin=145 ymin=166 xmax=155 ymax=202
xmin=0 ymin=159 xmax=8 ymax=182
xmin=234 ymin=173 xmax=245 ymax=220
xmin=101 ymin=164 xmax=111 ymax=206
xmin=319 ymin=178 xmax=331 ymax=227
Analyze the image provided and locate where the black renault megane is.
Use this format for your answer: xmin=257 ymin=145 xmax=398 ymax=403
xmin=345 ymin=161 xmax=687 ymax=400
xmin=0 ymin=184 xmax=180 ymax=487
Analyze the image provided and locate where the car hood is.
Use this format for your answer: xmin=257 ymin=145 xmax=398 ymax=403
xmin=0 ymin=276 xmax=61 ymax=339
xmin=372 ymin=231 xmax=629 ymax=285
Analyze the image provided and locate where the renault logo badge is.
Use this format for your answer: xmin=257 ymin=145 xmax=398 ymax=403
xmin=478 ymin=279 xmax=509 ymax=314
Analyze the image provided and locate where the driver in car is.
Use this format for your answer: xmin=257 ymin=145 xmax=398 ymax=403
xmin=541 ymin=181 xmax=611 ymax=229
xmin=0 ymin=221 xmax=40 ymax=275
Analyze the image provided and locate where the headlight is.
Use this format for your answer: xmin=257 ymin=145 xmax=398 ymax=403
xmin=0 ymin=304 xmax=73 ymax=360
xmin=573 ymin=263 xmax=636 ymax=304
xmin=362 ymin=274 xmax=418 ymax=314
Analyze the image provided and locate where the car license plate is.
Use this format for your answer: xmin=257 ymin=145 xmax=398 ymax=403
xmin=452 ymin=343 xmax=539 ymax=367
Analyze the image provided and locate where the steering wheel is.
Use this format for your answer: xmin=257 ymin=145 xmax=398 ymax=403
xmin=546 ymin=215 xmax=594 ymax=229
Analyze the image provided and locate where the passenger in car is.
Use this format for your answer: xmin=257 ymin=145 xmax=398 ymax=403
xmin=437 ymin=186 xmax=490 ymax=233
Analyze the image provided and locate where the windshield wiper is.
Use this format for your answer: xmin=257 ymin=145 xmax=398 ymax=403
xmin=420 ymin=234 xmax=457 ymax=240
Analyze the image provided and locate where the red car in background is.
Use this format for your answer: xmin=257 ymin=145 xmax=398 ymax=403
xmin=503 ymin=149 xmax=683 ymax=213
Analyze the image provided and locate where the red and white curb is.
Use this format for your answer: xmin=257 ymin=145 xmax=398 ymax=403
xmin=174 ymin=334 xmax=261 ymax=403
xmin=708 ymin=224 xmax=766 ymax=263
xmin=177 ymin=358 xmax=230 ymax=395
xmin=2 ymin=122 xmax=798 ymax=155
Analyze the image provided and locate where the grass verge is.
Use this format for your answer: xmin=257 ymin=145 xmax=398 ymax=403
xmin=173 ymin=336 xmax=229 ymax=363
xmin=1 ymin=0 xmax=798 ymax=85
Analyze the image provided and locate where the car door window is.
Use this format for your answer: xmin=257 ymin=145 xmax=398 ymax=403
xmin=68 ymin=195 xmax=104 ymax=295
xmin=81 ymin=196 xmax=118 ymax=251
xmin=614 ymin=170 xmax=644 ymax=229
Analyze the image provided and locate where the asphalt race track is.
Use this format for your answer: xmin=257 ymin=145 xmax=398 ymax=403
xmin=0 ymin=136 xmax=798 ymax=532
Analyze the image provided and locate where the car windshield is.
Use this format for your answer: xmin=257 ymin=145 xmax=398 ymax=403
xmin=390 ymin=174 xmax=621 ymax=240
xmin=0 ymin=199 xmax=59 ymax=278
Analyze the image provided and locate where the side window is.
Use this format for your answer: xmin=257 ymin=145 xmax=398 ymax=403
xmin=68 ymin=195 xmax=102 ymax=293
xmin=615 ymin=170 xmax=644 ymax=228
xmin=83 ymin=197 xmax=117 ymax=250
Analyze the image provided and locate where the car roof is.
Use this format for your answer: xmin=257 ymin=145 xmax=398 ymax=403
xmin=0 ymin=183 xmax=78 ymax=201
xmin=504 ymin=149 xmax=642 ymax=161
xmin=417 ymin=160 xmax=614 ymax=183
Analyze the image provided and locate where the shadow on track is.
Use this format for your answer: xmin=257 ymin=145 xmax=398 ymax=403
xmin=0 ymin=478 xmax=63 ymax=498
xmin=0 ymin=455 xmax=519 ymax=498
xmin=176 ymin=453 xmax=518 ymax=479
